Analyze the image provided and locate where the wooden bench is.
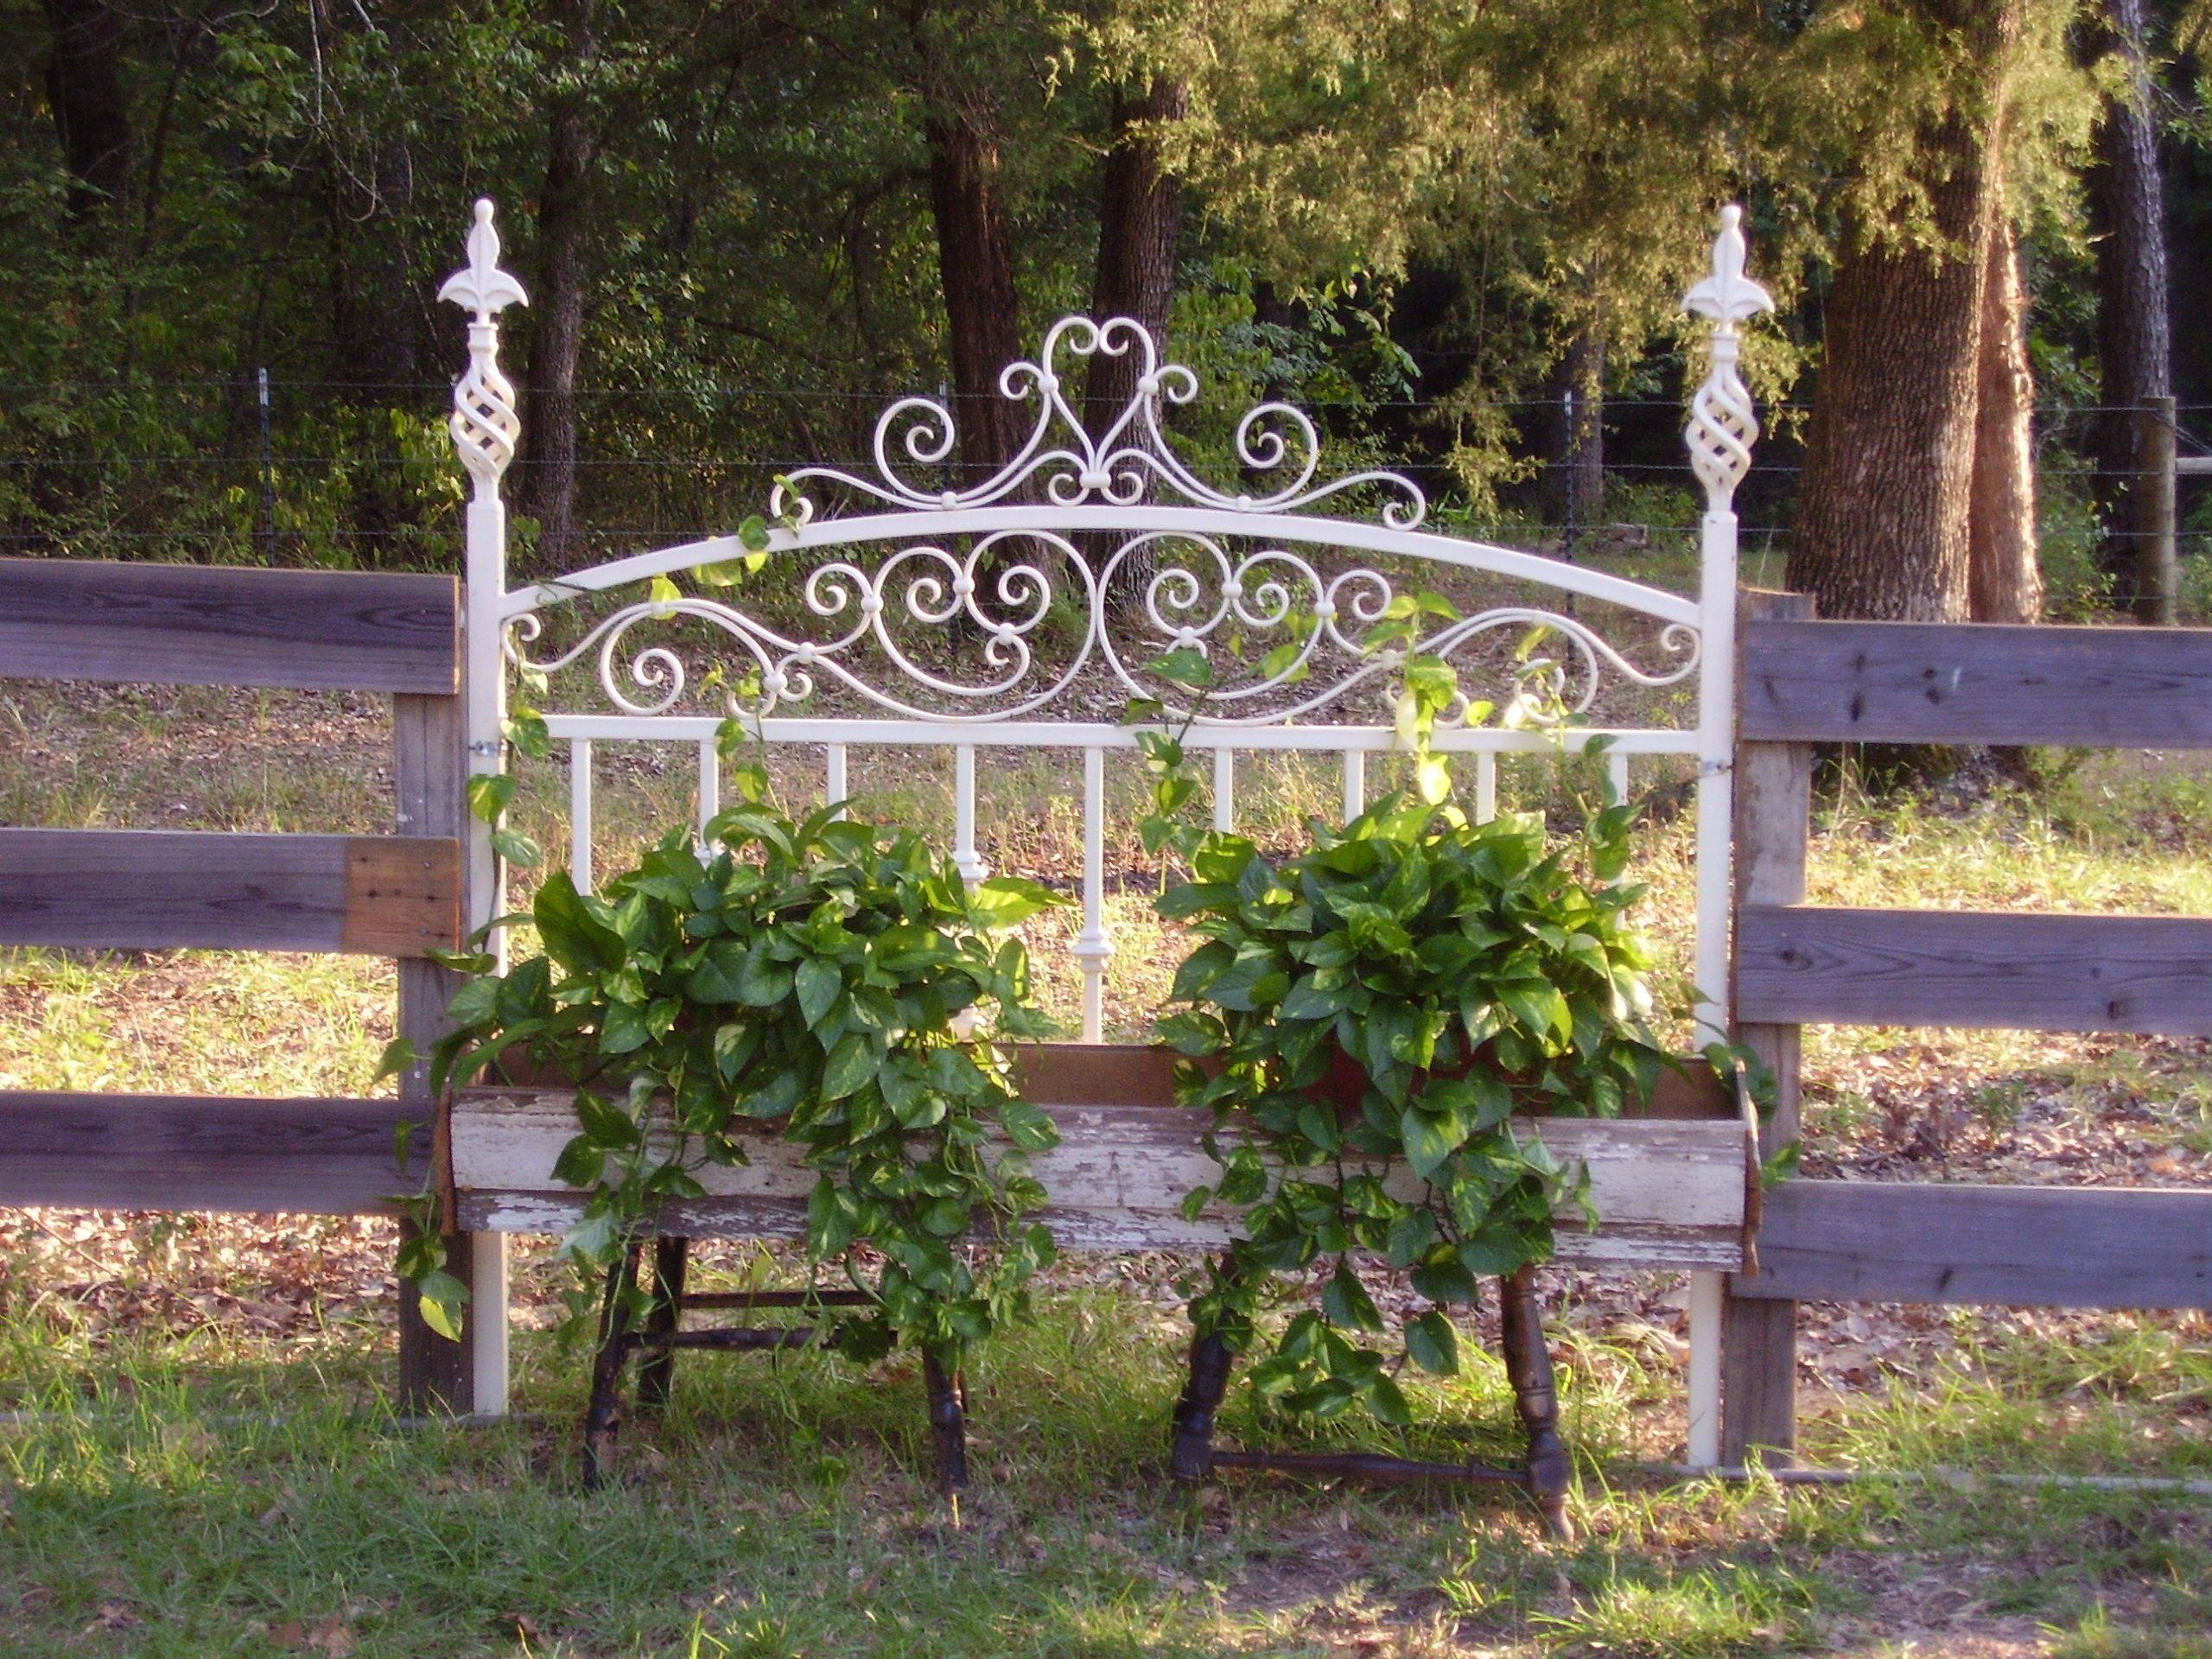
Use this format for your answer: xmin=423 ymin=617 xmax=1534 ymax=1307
xmin=450 ymin=1045 xmax=1754 ymax=1527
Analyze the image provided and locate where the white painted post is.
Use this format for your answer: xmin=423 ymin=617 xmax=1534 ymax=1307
xmin=1212 ymin=747 xmax=1235 ymax=834
xmin=1474 ymin=753 xmax=1497 ymax=823
xmin=1073 ymin=745 xmax=1113 ymax=1042
xmin=569 ymin=739 xmax=594 ymax=893
xmin=1341 ymin=748 xmax=1365 ymax=823
xmin=440 ymin=198 xmax=528 ymax=1418
xmin=825 ymin=742 xmax=849 ymax=817
xmin=1681 ymin=204 xmax=1773 ymax=1469
xmin=696 ymin=736 xmax=721 ymax=840
xmin=952 ymin=743 xmax=988 ymax=884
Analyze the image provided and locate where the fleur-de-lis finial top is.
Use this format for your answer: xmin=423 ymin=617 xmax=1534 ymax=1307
xmin=1682 ymin=204 xmax=1773 ymax=338
xmin=1682 ymin=205 xmax=1771 ymax=512
xmin=438 ymin=198 xmax=529 ymax=322
xmin=440 ymin=199 xmax=528 ymax=499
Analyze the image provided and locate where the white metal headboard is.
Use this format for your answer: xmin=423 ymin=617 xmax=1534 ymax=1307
xmin=436 ymin=197 xmax=1774 ymax=1457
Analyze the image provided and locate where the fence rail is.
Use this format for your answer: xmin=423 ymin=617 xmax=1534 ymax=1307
xmin=1735 ymin=1182 xmax=2212 ymax=1309
xmin=0 ymin=1091 xmax=423 ymax=1213
xmin=1735 ymin=906 xmax=2212 ymax=1036
xmin=0 ymin=830 xmax=460 ymax=957
xmin=0 ymin=557 xmax=457 ymax=692
xmin=1740 ymin=618 xmax=2212 ymax=747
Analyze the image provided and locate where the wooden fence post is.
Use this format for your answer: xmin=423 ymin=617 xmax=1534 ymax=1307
xmin=1723 ymin=588 xmax=1814 ymax=1465
xmin=2138 ymin=396 xmax=2177 ymax=626
xmin=393 ymin=690 xmax=477 ymax=1412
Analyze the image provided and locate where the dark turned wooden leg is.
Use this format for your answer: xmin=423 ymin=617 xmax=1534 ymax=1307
xmin=1169 ymin=1329 xmax=1236 ymax=1485
xmin=922 ymin=1352 xmax=969 ymax=1496
xmin=636 ymin=1235 xmax=689 ymax=1413
xmin=581 ymin=1237 xmax=644 ymax=1492
xmin=1500 ymin=1266 xmax=1572 ymax=1541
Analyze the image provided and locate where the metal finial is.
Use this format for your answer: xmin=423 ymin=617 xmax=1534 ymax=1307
xmin=440 ymin=199 xmax=528 ymax=498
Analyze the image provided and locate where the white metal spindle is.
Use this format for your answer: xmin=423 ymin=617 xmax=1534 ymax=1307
xmin=1212 ymin=747 xmax=1235 ymax=833
xmin=568 ymin=738 xmax=594 ymax=893
xmin=1073 ymin=746 xmax=1112 ymax=1042
xmin=1341 ymin=748 xmax=1365 ymax=823
xmin=1475 ymin=753 xmax=1497 ymax=823
xmin=442 ymin=197 xmax=526 ymax=1417
xmin=825 ymin=741 xmax=848 ymax=817
xmin=696 ymin=737 xmax=720 ymax=839
xmin=1606 ymin=751 xmax=1630 ymax=809
xmin=1681 ymin=203 xmax=1773 ymax=1470
xmin=953 ymin=743 xmax=988 ymax=884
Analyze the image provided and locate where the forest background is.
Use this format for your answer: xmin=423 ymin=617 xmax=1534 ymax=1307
xmin=3 ymin=0 xmax=2209 ymax=626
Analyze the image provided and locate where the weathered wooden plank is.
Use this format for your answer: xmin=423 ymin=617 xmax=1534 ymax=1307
xmin=0 ymin=1091 xmax=423 ymax=1213
xmin=1733 ymin=1181 xmax=2212 ymax=1309
xmin=450 ymin=1088 xmax=1750 ymax=1269
xmin=0 ymin=829 xmax=460 ymax=957
xmin=1725 ymin=588 xmax=1813 ymax=1465
xmin=0 ymin=558 xmax=458 ymax=693
xmin=392 ymin=692 xmax=474 ymax=1410
xmin=1739 ymin=617 xmax=2212 ymax=747
xmin=1736 ymin=906 xmax=2212 ymax=1036
xmin=1007 ymin=1041 xmax=1733 ymax=1120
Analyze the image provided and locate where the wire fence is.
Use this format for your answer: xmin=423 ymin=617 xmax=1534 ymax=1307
xmin=4 ymin=376 xmax=2209 ymax=572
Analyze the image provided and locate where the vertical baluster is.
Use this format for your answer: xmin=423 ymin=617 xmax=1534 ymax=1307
xmin=825 ymin=741 xmax=849 ymax=819
xmin=1341 ymin=748 xmax=1365 ymax=823
xmin=1073 ymin=746 xmax=1113 ymax=1043
xmin=696 ymin=736 xmax=720 ymax=841
xmin=953 ymin=743 xmax=988 ymax=885
xmin=1607 ymin=751 xmax=1630 ymax=810
xmin=1212 ymin=747 xmax=1235 ymax=834
xmin=569 ymin=737 xmax=594 ymax=893
xmin=1475 ymin=753 xmax=1498 ymax=823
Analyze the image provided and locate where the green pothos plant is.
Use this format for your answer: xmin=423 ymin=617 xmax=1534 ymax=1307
xmin=397 ymin=740 xmax=1070 ymax=1376
xmin=1131 ymin=604 xmax=1713 ymax=1425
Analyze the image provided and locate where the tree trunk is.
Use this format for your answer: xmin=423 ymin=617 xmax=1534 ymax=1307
xmin=1544 ymin=322 xmax=1605 ymax=552
xmin=1969 ymin=211 xmax=2041 ymax=622
xmin=1789 ymin=0 xmax=2020 ymax=622
xmin=925 ymin=109 xmax=1027 ymax=492
xmin=40 ymin=0 xmax=130 ymax=226
xmin=517 ymin=0 xmax=599 ymax=569
xmin=1084 ymin=79 xmax=1185 ymax=440
xmin=2082 ymin=0 xmax=2171 ymax=604
xmin=1084 ymin=79 xmax=1185 ymax=594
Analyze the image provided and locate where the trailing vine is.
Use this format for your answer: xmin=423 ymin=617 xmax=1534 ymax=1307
xmin=401 ymin=737 xmax=1069 ymax=1374
xmin=1134 ymin=606 xmax=1705 ymax=1424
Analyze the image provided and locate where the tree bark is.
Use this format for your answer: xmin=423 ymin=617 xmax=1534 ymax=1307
xmin=2082 ymin=0 xmax=2171 ymax=603
xmin=1789 ymin=0 xmax=2020 ymax=622
xmin=517 ymin=0 xmax=599 ymax=569
xmin=1084 ymin=79 xmax=1185 ymax=594
xmin=1969 ymin=211 xmax=2041 ymax=622
xmin=925 ymin=108 xmax=1027 ymax=491
xmin=1084 ymin=79 xmax=1185 ymax=441
xmin=40 ymin=0 xmax=131 ymax=226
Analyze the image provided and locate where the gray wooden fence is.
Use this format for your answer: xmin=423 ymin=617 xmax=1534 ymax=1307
xmin=0 ymin=557 xmax=476 ymax=1409
xmin=1722 ymin=592 xmax=2212 ymax=1461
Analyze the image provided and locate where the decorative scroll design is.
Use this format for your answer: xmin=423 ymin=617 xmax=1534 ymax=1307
xmin=439 ymin=199 xmax=529 ymax=499
xmin=1682 ymin=205 xmax=1773 ymax=512
xmin=768 ymin=315 xmax=1427 ymax=531
xmin=506 ymin=531 xmax=1700 ymax=727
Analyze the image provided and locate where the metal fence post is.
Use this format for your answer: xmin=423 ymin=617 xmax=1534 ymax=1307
xmin=439 ymin=199 xmax=529 ymax=1416
xmin=1681 ymin=206 xmax=1773 ymax=1469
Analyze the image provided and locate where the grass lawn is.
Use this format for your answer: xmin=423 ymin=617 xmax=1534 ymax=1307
xmin=2 ymin=677 xmax=2209 ymax=1656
